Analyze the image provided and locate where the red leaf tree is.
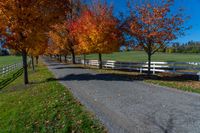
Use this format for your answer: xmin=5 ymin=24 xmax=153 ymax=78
xmin=122 ymin=0 xmax=188 ymax=75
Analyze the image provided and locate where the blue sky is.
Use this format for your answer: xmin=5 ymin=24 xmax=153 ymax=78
xmin=106 ymin=0 xmax=200 ymax=43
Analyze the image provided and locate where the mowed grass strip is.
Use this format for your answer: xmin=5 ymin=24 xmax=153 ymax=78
xmin=82 ymin=51 xmax=200 ymax=62
xmin=146 ymin=78 xmax=200 ymax=94
xmin=0 ymin=56 xmax=22 ymax=66
xmin=0 ymin=62 xmax=106 ymax=133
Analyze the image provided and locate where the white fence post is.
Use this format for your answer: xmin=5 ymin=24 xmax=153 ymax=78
xmin=153 ymin=63 xmax=156 ymax=74
xmin=173 ymin=63 xmax=176 ymax=73
xmin=140 ymin=67 xmax=143 ymax=74
xmin=2 ymin=67 xmax=5 ymax=77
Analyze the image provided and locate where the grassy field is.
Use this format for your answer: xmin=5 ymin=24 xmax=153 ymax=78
xmin=0 ymin=68 xmax=23 ymax=89
xmin=83 ymin=51 xmax=200 ymax=62
xmin=0 ymin=62 xmax=105 ymax=132
xmin=0 ymin=56 xmax=22 ymax=66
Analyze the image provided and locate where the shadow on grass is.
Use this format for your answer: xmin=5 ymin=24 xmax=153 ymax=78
xmin=29 ymin=76 xmax=58 ymax=85
xmin=0 ymin=68 xmax=23 ymax=90
xmin=150 ymin=73 xmax=198 ymax=81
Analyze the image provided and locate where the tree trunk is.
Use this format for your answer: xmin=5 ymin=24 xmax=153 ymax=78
xmin=22 ymin=51 xmax=29 ymax=84
xmin=147 ymin=53 xmax=152 ymax=76
xmin=59 ymin=55 xmax=62 ymax=62
xmin=64 ymin=55 xmax=67 ymax=61
xmin=57 ymin=55 xmax=59 ymax=60
xmin=98 ymin=53 xmax=102 ymax=69
xmin=35 ymin=56 xmax=39 ymax=65
xmin=31 ymin=56 xmax=35 ymax=71
xmin=72 ymin=51 xmax=76 ymax=64
xmin=84 ymin=54 xmax=86 ymax=67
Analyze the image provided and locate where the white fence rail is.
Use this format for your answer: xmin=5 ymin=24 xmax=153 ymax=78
xmin=73 ymin=58 xmax=200 ymax=77
xmin=0 ymin=63 xmax=23 ymax=77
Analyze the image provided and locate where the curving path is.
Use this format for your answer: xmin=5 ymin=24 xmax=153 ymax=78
xmin=44 ymin=58 xmax=200 ymax=133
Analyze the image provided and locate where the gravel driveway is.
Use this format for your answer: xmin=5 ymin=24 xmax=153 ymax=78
xmin=44 ymin=58 xmax=200 ymax=133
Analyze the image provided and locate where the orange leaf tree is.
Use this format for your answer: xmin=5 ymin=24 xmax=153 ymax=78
xmin=48 ymin=26 xmax=68 ymax=61
xmin=122 ymin=0 xmax=187 ymax=75
xmin=30 ymin=42 xmax=48 ymax=65
xmin=0 ymin=0 xmax=69 ymax=84
xmin=48 ymin=22 xmax=78 ymax=63
xmin=28 ymin=31 xmax=48 ymax=71
xmin=46 ymin=40 xmax=60 ymax=58
xmin=48 ymin=0 xmax=82 ymax=64
xmin=72 ymin=1 xmax=123 ymax=69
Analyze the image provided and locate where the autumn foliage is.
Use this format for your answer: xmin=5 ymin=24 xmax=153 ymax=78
xmin=48 ymin=21 xmax=78 ymax=63
xmin=72 ymin=2 xmax=123 ymax=68
xmin=0 ymin=0 xmax=70 ymax=84
xmin=47 ymin=0 xmax=81 ymax=64
xmin=122 ymin=0 xmax=186 ymax=75
xmin=0 ymin=0 xmax=188 ymax=85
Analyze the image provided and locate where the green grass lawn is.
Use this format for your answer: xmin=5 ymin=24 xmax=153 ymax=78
xmin=83 ymin=51 xmax=200 ymax=62
xmin=0 ymin=68 xmax=23 ymax=89
xmin=0 ymin=56 xmax=22 ymax=66
xmin=0 ymin=62 xmax=105 ymax=132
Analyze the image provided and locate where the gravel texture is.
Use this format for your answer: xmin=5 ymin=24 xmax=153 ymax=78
xmin=44 ymin=58 xmax=200 ymax=133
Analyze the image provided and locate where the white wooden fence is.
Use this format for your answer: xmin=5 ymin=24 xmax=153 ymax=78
xmin=72 ymin=58 xmax=200 ymax=78
xmin=52 ymin=56 xmax=200 ymax=80
xmin=0 ymin=63 xmax=23 ymax=77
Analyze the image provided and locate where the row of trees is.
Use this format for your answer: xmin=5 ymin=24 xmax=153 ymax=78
xmin=0 ymin=0 xmax=71 ymax=84
xmin=48 ymin=0 xmax=186 ymax=74
xmin=166 ymin=41 xmax=200 ymax=53
xmin=0 ymin=0 xmax=187 ymax=84
xmin=47 ymin=1 xmax=123 ymax=69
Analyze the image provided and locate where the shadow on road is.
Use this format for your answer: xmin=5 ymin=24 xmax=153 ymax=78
xmin=59 ymin=73 xmax=140 ymax=81
xmin=41 ymin=72 xmax=195 ymax=83
xmin=54 ymin=66 xmax=85 ymax=69
xmin=48 ymin=63 xmax=66 ymax=66
xmin=41 ymin=72 xmax=197 ymax=83
xmin=42 ymin=73 xmax=141 ymax=82
xmin=147 ymin=112 xmax=175 ymax=133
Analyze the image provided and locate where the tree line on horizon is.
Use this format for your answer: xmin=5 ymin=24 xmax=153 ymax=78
xmin=165 ymin=41 xmax=200 ymax=53
xmin=123 ymin=40 xmax=200 ymax=54
xmin=0 ymin=0 xmax=188 ymax=85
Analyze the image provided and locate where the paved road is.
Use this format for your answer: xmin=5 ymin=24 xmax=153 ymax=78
xmin=44 ymin=58 xmax=200 ymax=133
